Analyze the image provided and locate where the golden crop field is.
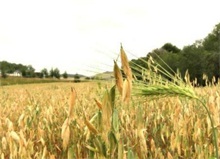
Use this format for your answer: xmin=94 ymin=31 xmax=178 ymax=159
xmin=1 ymin=48 xmax=220 ymax=159
xmin=0 ymin=81 xmax=112 ymax=159
xmin=0 ymin=81 xmax=220 ymax=159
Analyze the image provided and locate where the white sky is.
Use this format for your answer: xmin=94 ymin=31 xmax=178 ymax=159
xmin=0 ymin=0 xmax=220 ymax=76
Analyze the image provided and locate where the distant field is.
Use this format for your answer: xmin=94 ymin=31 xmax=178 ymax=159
xmin=0 ymin=77 xmax=63 ymax=86
xmin=0 ymin=77 xmax=90 ymax=86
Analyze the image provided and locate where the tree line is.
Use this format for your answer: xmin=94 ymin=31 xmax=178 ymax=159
xmin=0 ymin=61 xmax=68 ymax=79
xmin=130 ymin=22 xmax=220 ymax=86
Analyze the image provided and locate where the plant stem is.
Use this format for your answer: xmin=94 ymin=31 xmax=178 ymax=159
xmin=197 ymin=98 xmax=218 ymax=158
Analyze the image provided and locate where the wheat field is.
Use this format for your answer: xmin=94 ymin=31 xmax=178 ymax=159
xmin=0 ymin=80 xmax=220 ymax=159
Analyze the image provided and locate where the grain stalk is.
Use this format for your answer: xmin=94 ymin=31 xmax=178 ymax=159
xmin=61 ymin=87 xmax=76 ymax=151
xmin=114 ymin=45 xmax=218 ymax=158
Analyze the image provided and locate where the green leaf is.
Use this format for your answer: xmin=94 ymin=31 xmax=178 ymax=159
xmin=127 ymin=148 xmax=135 ymax=159
xmin=108 ymin=131 xmax=118 ymax=155
xmin=112 ymin=108 xmax=119 ymax=132
xmin=67 ymin=146 xmax=75 ymax=159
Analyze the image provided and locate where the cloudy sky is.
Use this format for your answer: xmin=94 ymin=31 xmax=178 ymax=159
xmin=0 ymin=0 xmax=220 ymax=76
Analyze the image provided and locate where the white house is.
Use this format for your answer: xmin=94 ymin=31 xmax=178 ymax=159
xmin=7 ymin=70 xmax=22 ymax=77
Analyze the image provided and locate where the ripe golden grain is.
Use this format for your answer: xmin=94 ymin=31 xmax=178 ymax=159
xmin=1 ymin=136 xmax=7 ymax=150
xmin=18 ymin=113 xmax=25 ymax=128
xmin=114 ymin=60 xmax=123 ymax=95
xmin=84 ymin=116 xmax=98 ymax=135
xmin=42 ymin=146 xmax=47 ymax=159
xmin=69 ymin=87 xmax=76 ymax=120
xmin=49 ymin=154 xmax=56 ymax=159
xmin=19 ymin=130 xmax=27 ymax=148
xmin=94 ymin=98 xmax=102 ymax=110
xmin=10 ymin=131 xmax=20 ymax=143
xmin=122 ymin=78 xmax=132 ymax=102
xmin=120 ymin=45 xmax=132 ymax=80
xmin=61 ymin=118 xmax=70 ymax=150
xmin=167 ymin=152 xmax=173 ymax=159
xmin=138 ymin=128 xmax=147 ymax=156
xmin=40 ymin=137 xmax=45 ymax=146
xmin=5 ymin=118 xmax=14 ymax=131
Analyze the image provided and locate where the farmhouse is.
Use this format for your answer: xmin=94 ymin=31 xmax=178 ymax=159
xmin=6 ymin=70 xmax=22 ymax=77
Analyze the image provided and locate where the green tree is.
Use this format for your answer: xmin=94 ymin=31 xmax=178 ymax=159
xmin=203 ymin=23 xmax=220 ymax=53
xmin=1 ymin=68 xmax=7 ymax=78
xmin=26 ymin=65 xmax=35 ymax=77
xmin=205 ymin=51 xmax=220 ymax=80
xmin=85 ymin=76 xmax=91 ymax=80
xmin=53 ymin=68 xmax=60 ymax=79
xmin=50 ymin=68 xmax=54 ymax=78
xmin=177 ymin=44 xmax=209 ymax=85
xmin=21 ymin=69 xmax=26 ymax=77
xmin=20 ymin=65 xmax=35 ymax=77
xmin=161 ymin=43 xmax=181 ymax=53
xmin=62 ymin=71 xmax=68 ymax=79
xmin=202 ymin=23 xmax=220 ymax=80
xmin=41 ymin=68 xmax=49 ymax=78
xmin=37 ymin=72 xmax=44 ymax=78
xmin=74 ymin=73 xmax=80 ymax=82
xmin=0 ymin=61 xmax=38 ymax=78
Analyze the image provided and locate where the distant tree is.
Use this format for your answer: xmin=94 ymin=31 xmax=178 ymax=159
xmin=181 ymin=44 xmax=209 ymax=84
xmin=85 ymin=76 xmax=91 ymax=80
xmin=53 ymin=68 xmax=60 ymax=79
xmin=0 ymin=61 xmax=9 ymax=73
xmin=203 ymin=23 xmax=220 ymax=53
xmin=1 ymin=68 xmax=7 ymax=78
xmin=0 ymin=61 xmax=32 ymax=77
xmin=50 ymin=68 xmax=54 ymax=78
xmin=21 ymin=69 xmax=26 ymax=77
xmin=41 ymin=68 xmax=49 ymax=78
xmin=161 ymin=43 xmax=181 ymax=53
xmin=74 ymin=73 xmax=80 ymax=82
xmin=62 ymin=71 xmax=68 ymax=79
xmin=20 ymin=65 xmax=35 ymax=77
xmin=26 ymin=65 xmax=35 ymax=77
xmin=202 ymin=23 xmax=220 ymax=81
xmin=37 ymin=72 xmax=44 ymax=78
